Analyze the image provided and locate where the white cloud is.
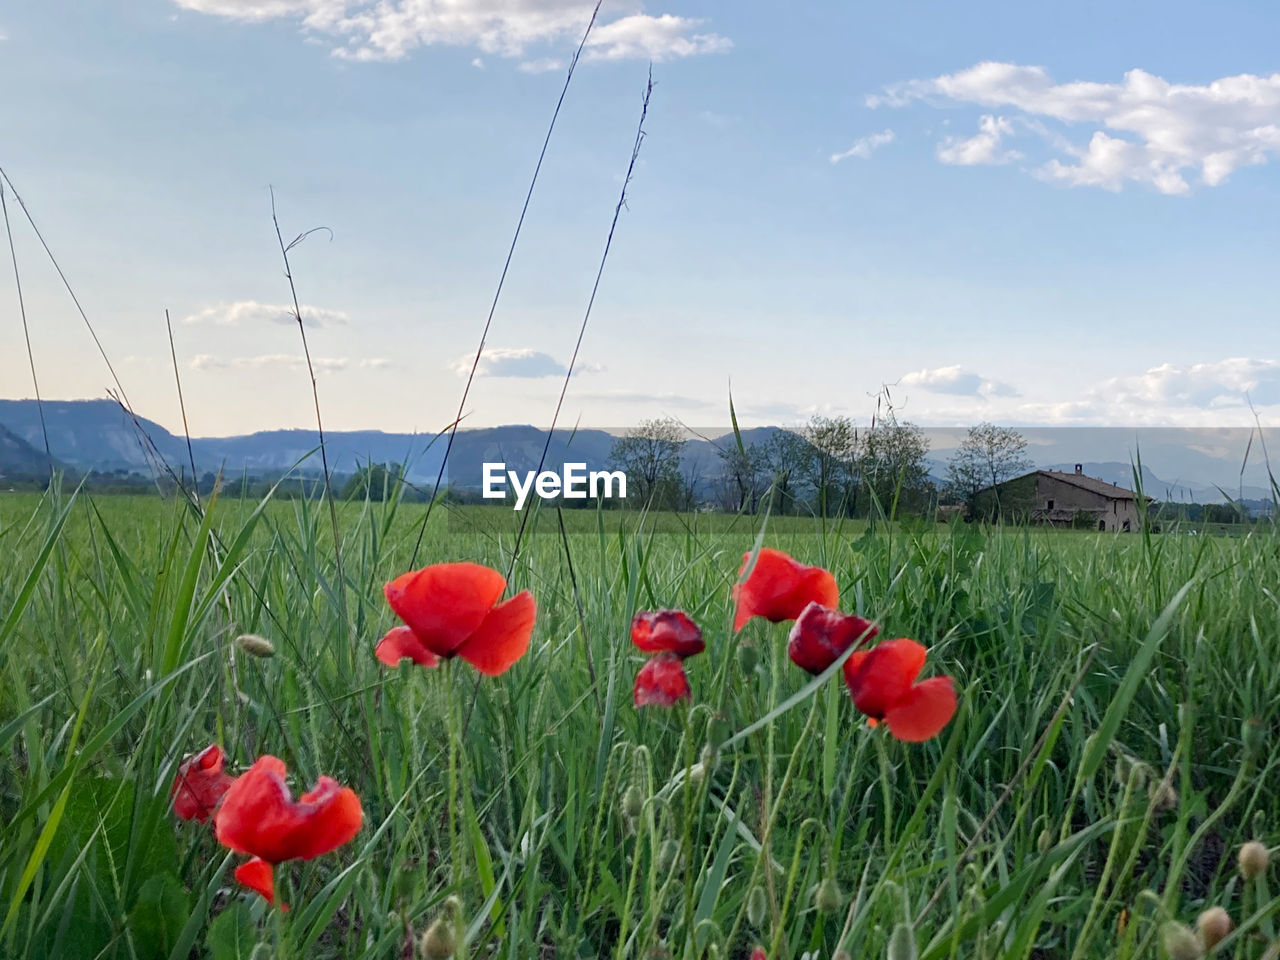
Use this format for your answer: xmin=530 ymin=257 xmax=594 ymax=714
xmin=830 ymin=129 xmax=895 ymax=163
xmin=191 ymin=354 xmax=390 ymax=372
xmin=901 ymin=365 xmax=1018 ymax=399
xmin=182 ymin=300 xmax=348 ymax=328
xmin=518 ymin=57 xmax=563 ymax=74
xmin=1090 ymin=358 xmax=1280 ymax=408
xmin=470 ymin=57 xmax=484 ymax=68
xmin=172 ymin=1 xmax=729 ymax=65
xmin=872 ymin=62 xmax=1280 ymax=194
xmin=455 ymin=347 xmax=602 ymax=379
xmin=936 ymin=115 xmax=1020 ymax=166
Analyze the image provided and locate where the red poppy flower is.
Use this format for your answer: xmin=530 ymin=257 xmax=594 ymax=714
xmin=171 ymin=744 xmax=236 ymax=823
xmin=378 ymin=562 xmax=536 ymax=676
xmin=732 ymin=548 xmax=838 ymax=632
xmin=633 ymin=652 xmax=692 ymax=707
xmin=750 ymin=948 xmax=768 ymax=960
xmin=842 ymin=638 xmax=957 ymax=742
xmin=233 ymin=858 xmax=277 ymax=906
xmin=631 ymin=609 xmax=705 ymax=657
xmin=214 ymin=755 xmax=363 ymax=908
xmin=787 ymin=601 xmax=879 ymax=675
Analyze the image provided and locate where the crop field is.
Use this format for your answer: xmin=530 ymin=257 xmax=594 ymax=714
xmin=0 ymin=487 xmax=1277 ymax=959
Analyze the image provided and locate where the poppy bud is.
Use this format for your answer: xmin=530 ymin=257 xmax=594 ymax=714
xmin=1195 ymin=906 xmax=1231 ymax=951
xmin=622 ymin=784 xmax=645 ymax=821
xmin=887 ymin=923 xmax=917 ymax=960
xmin=1149 ymin=779 xmax=1178 ymax=812
xmin=1238 ymin=841 xmax=1270 ymax=881
xmin=657 ymin=839 xmax=681 ymax=874
xmin=815 ymin=876 xmax=842 ymax=913
xmin=738 ymin=644 xmax=759 ymax=673
xmin=236 ymin=633 xmax=275 ymax=658
xmin=1036 ymin=830 xmax=1052 ymax=855
xmin=746 ymin=884 xmax=767 ymax=927
xmin=1160 ymin=921 xmax=1203 ymax=960
xmin=749 ymin=947 xmax=767 ymax=960
xmin=1242 ymin=718 xmax=1265 ymax=759
xmin=700 ymin=744 xmax=716 ymax=774
xmin=707 ymin=718 xmax=731 ymax=750
xmin=420 ymin=896 xmax=463 ymax=959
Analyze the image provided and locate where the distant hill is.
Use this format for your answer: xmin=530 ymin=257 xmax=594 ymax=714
xmin=0 ymin=423 xmax=56 ymax=480
xmin=0 ymin=398 xmax=1273 ymax=505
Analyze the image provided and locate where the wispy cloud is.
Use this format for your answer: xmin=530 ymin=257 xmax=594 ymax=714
xmin=871 ymin=62 xmax=1280 ymax=194
xmin=182 ymin=300 xmax=348 ymax=328
xmin=454 ymin=347 xmax=602 ymax=379
xmin=936 ymin=115 xmax=1020 ymax=165
xmin=830 ymin=129 xmax=895 ymax=163
xmin=191 ymin=354 xmax=390 ymax=372
xmin=900 ymin=365 xmax=1018 ymax=399
xmin=172 ymin=1 xmax=730 ymax=65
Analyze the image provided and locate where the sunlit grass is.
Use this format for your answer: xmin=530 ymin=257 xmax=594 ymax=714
xmin=0 ymin=485 xmax=1276 ymax=959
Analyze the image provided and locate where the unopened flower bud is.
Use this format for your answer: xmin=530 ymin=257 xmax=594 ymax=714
xmin=1036 ymin=830 xmax=1052 ymax=854
xmin=1242 ymin=718 xmax=1265 ymax=759
xmin=738 ymin=644 xmax=759 ymax=673
xmin=700 ymin=744 xmax=716 ymax=773
xmin=1149 ymin=779 xmax=1178 ymax=812
xmin=749 ymin=947 xmax=767 ymax=960
xmin=887 ymin=923 xmax=917 ymax=960
xmin=1238 ymin=841 xmax=1270 ymax=881
xmin=815 ymin=876 xmax=842 ymax=913
xmin=1160 ymin=921 xmax=1203 ymax=960
xmin=621 ymin=784 xmax=645 ymax=821
xmin=1195 ymin=906 xmax=1232 ymax=951
xmin=707 ymin=717 xmax=731 ymax=750
xmin=420 ymin=897 xmax=462 ymax=959
xmin=746 ymin=884 xmax=767 ymax=928
xmin=235 ymin=633 xmax=275 ymax=658
xmin=657 ymin=839 xmax=680 ymax=874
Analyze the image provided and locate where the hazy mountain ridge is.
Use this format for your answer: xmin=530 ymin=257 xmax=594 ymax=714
xmin=0 ymin=399 xmax=1274 ymax=503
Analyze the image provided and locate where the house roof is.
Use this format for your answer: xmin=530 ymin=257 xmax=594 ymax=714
xmin=1036 ymin=470 xmax=1150 ymax=501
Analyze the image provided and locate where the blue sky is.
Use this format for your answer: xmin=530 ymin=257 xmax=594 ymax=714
xmin=1 ymin=1 xmax=1279 ymax=436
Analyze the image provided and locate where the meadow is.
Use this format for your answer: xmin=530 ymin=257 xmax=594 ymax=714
xmin=0 ymin=486 xmax=1277 ymax=959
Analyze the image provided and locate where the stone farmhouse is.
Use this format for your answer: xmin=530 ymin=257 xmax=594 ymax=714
xmin=978 ymin=464 xmax=1151 ymax=531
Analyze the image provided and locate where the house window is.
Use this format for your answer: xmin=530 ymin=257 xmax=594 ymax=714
xmin=1113 ymin=501 xmax=1117 ymax=514
xmin=1047 ymin=499 xmax=1055 ymax=510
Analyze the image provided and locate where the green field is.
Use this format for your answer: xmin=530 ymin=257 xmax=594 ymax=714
xmin=0 ymin=487 xmax=1277 ymax=959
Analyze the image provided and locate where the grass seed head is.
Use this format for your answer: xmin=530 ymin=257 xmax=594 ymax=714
xmin=1238 ymin=841 xmax=1270 ymax=880
xmin=1195 ymin=906 xmax=1232 ymax=951
xmin=235 ymin=633 xmax=275 ymax=658
xmin=1161 ymin=921 xmax=1203 ymax=960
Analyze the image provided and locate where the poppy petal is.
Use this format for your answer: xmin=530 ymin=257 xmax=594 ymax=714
xmin=884 ymin=676 xmax=957 ymax=742
xmin=384 ymin=563 xmax=506 ymax=657
xmin=233 ymin=857 xmax=285 ymax=909
xmin=843 ymin=638 xmax=927 ymax=720
xmin=171 ymin=743 xmax=236 ymax=823
xmin=633 ymin=653 xmax=691 ymax=707
xmin=787 ymin=602 xmax=879 ymax=675
xmin=732 ymin=548 xmax=838 ymax=632
xmin=631 ymin=609 xmax=705 ymax=657
xmin=456 ymin=590 xmax=536 ymax=676
xmin=374 ymin=625 xmax=441 ymax=668
xmin=215 ymin=756 xmax=363 ymax=865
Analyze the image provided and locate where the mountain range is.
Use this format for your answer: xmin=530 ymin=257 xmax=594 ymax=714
xmin=0 ymin=399 xmax=1275 ymax=503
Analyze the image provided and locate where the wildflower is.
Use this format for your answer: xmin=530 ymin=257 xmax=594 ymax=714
xmin=749 ymin=948 xmax=767 ymax=960
xmin=1160 ymin=921 xmax=1203 ymax=960
xmin=1195 ymin=907 xmax=1231 ymax=950
xmin=235 ymin=633 xmax=275 ymax=658
xmin=631 ymin=609 xmax=704 ymax=657
xmin=214 ymin=755 xmax=363 ymax=909
xmin=632 ymin=609 xmax=704 ymax=708
xmin=377 ymin=562 xmax=535 ymax=676
xmin=842 ymin=638 xmax=956 ymax=742
xmin=170 ymin=744 xmax=236 ymax=823
xmin=1238 ymin=840 xmax=1270 ymax=880
xmin=634 ymin=653 xmax=692 ymax=707
xmin=787 ymin=601 xmax=878 ymax=675
xmin=732 ymin=548 xmax=838 ymax=632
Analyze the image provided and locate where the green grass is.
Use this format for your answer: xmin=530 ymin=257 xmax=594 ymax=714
xmin=0 ymin=485 xmax=1277 ymax=959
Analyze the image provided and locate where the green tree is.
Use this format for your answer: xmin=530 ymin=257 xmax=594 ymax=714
xmin=609 ymin=417 xmax=686 ymax=509
xmin=800 ymin=415 xmax=856 ymax=517
xmin=861 ymin=420 xmax=932 ymax=518
xmin=945 ymin=423 xmax=1033 ymax=506
xmin=341 ymin=461 xmax=403 ymax=502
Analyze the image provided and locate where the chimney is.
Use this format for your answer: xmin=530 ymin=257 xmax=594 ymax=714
xmin=1074 ymin=463 xmax=1083 ymax=475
